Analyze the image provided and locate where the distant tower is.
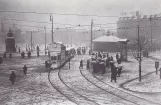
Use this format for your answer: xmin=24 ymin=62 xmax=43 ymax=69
xmin=1 ymin=20 xmax=4 ymax=32
xmin=5 ymin=29 xmax=16 ymax=52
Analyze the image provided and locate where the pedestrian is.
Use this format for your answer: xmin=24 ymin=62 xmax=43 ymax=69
xmin=117 ymin=66 xmax=122 ymax=77
xmin=79 ymin=60 xmax=83 ymax=69
xmin=0 ymin=56 xmax=3 ymax=64
xmin=87 ymin=59 xmax=90 ymax=70
xmin=110 ymin=56 xmax=113 ymax=61
xmin=23 ymin=65 xmax=27 ymax=75
xmin=9 ymin=52 xmax=12 ymax=58
xmin=37 ymin=51 xmax=39 ymax=57
xmin=45 ymin=61 xmax=49 ymax=70
xmin=27 ymin=51 xmax=31 ymax=58
xmin=9 ymin=71 xmax=16 ymax=85
xmin=21 ymin=51 xmax=25 ymax=58
xmin=110 ymin=62 xmax=117 ymax=82
xmin=117 ymin=58 xmax=122 ymax=64
xmin=18 ymin=47 xmax=21 ymax=53
xmin=116 ymin=53 xmax=119 ymax=61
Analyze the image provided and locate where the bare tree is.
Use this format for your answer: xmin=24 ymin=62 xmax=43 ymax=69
xmin=129 ymin=25 xmax=151 ymax=81
xmin=132 ymin=35 xmax=150 ymax=60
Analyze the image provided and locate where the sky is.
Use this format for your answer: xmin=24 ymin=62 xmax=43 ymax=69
xmin=0 ymin=0 xmax=161 ymax=32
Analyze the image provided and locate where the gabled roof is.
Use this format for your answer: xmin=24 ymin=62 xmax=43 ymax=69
xmin=93 ymin=35 xmax=128 ymax=42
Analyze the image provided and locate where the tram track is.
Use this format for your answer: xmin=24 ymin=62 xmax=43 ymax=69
xmin=92 ymin=71 xmax=161 ymax=104
xmin=80 ymin=68 xmax=161 ymax=105
xmin=58 ymin=61 xmax=136 ymax=105
xmin=58 ymin=55 xmax=138 ymax=105
xmin=48 ymin=65 xmax=100 ymax=105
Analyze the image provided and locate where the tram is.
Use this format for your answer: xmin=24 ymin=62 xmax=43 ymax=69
xmin=48 ymin=42 xmax=76 ymax=69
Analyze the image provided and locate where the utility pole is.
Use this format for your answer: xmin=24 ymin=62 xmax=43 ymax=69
xmin=44 ymin=26 xmax=47 ymax=55
xmin=31 ymin=31 xmax=32 ymax=51
xmin=71 ymin=36 xmax=72 ymax=47
xmin=50 ymin=14 xmax=54 ymax=43
xmin=138 ymin=25 xmax=142 ymax=82
xmin=149 ymin=17 xmax=152 ymax=52
xmin=90 ymin=19 xmax=94 ymax=51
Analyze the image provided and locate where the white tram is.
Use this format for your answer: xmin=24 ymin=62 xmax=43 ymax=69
xmin=48 ymin=42 xmax=76 ymax=69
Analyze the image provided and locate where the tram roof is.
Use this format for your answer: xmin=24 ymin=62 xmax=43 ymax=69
xmin=66 ymin=47 xmax=75 ymax=50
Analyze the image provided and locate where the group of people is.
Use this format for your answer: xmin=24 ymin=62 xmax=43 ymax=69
xmin=87 ymin=51 xmax=123 ymax=82
xmin=76 ymin=47 xmax=87 ymax=55
xmin=2 ymin=52 xmax=12 ymax=58
xmin=9 ymin=65 xmax=28 ymax=85
xmin=21 ymin=51 xmax=32 ymax=59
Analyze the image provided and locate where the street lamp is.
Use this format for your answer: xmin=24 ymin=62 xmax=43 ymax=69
xmin=44 ymin=26 xmax=47 ymax=55
xmin=90 ymin=19 xmax=94 ymax=51
xmin=49 ymin=14 xmax=54 ymax=43
xmin=149 ymin=17 xmax=152 ymax=52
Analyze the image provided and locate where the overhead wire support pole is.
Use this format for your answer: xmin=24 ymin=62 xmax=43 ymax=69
xmin=91 ymin=19 xmax=94 ymax=51
xmin=31 ymin=31 xmax=32 ymax=51
xmin=138 ymin=25 xmax=141 ymax=82
xmin=44 ymin=26 xmax=47 ymax=55
xmin=50 ymin=14 xmax=54 ymax=43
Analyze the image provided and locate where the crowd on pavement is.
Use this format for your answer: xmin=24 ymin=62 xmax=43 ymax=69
xmin=79 ymin=51 xmax=123 ymax=83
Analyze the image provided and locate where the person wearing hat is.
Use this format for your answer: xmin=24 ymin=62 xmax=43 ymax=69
xmin=9 ymin=71 xmax=16 ymax=85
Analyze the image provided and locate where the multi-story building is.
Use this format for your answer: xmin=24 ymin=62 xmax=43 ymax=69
xmin=117 ymin=13 xmax=161 ymax=46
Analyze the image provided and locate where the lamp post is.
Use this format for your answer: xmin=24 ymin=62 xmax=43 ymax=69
xmin=49 ymin=14 xmax=54 ymax=43
xmin=31 ymin=31 xmax=32 ymax=51
xmin=149 ymin=17 xmax=152 ymax=52
xmin=44 ymin=26 xmax=47 ymax=55
xmin=90 ymin=19 xmax=94 ymax=51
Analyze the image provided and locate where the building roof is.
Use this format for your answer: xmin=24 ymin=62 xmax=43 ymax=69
xmin=93 ymin=35 xmax=128 ymax=42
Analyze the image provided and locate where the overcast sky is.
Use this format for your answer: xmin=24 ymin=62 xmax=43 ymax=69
xmin=0 ymin=0 xmax=161 ymax=31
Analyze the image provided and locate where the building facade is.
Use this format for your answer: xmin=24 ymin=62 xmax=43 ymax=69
xmin=117 ymin=14 xmax=161 ymax=46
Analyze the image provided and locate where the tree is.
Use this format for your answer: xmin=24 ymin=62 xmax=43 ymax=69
xmin=131 ymin=25 xmax=150 ymax=81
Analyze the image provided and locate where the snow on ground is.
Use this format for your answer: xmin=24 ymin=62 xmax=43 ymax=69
xmin=0 ymin=49 xmax=161 ymax=105
xmin=0 ymin=56 xmax=73 ymax=105
xmin=124 ymin=73 xmax=161 ymax=92
xmin=91 ymin=52 xmax=161 ymax=103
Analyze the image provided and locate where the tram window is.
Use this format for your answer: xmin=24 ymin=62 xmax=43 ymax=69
xmin=51 ymin=56 xmax=57 ymax=60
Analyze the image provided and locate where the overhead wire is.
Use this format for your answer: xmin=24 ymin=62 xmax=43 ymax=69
xmin=0 ymin=10 xmax=119 ymax=17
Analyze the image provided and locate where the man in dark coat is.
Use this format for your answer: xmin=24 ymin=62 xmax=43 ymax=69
xmin=110 ymin=56 xmax=113 ymax=61
xmin=9 ymin=71 xmax=16 ymax=85
xmin=23 ymin=65 xmax=27 ymax=75
xmin=9 ymin=52 xmax=12 ymax=58
xmin=21 ymin=52 xmax=25 ymax=58
xmin=110 ymin=63 xmax=117 ymax=82
xmin=117 ymin=66 xmax=122 ymax=77
xmin=86 ymin=59 xmax=90 ymax=70
xmin=0 ymin=56 xmax=3 ymax=64
xmin=27 ymin=51 xmax=31 ymax=58
xmin=18 ymin=47 xmax=21 ymax=53
xmin=116 ymin=53 xmax=119 ymax=61
xmin=79 ymin=60 xmax=83 ymax=69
